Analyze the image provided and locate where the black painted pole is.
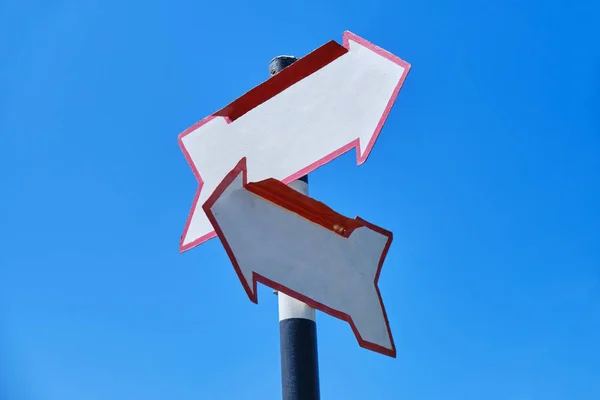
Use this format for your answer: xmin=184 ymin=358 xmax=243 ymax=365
xmin=269 ymin=55 xmax=320 ymax=400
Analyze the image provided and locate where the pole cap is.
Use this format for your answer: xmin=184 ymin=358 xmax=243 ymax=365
xmin=269 ymin=55 xmax=298 ymax=76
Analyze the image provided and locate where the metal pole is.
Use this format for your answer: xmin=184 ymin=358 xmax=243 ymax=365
xmin=270 ymin=55 xmax=320 ymax=400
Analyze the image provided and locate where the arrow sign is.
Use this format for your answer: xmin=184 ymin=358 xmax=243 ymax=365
xmin=204 ymin=158 xmax=396 ymax=357
xmin=179 ymin=31 xmax=411 ymax=252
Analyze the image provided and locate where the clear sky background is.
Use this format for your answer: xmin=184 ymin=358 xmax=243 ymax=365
xmin=1 ymin=0 xmax=599 ymax=399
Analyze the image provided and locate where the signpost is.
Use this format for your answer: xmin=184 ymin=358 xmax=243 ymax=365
xmin=177 ymin=30 xmax=410 ymax=400
xmin=268 ymin=55 xmax=320 ymax=400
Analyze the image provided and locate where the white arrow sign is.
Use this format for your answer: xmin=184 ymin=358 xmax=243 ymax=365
xmin=204 ymin=158 xmax=396 ymax=357
xmin=179 ymin=31 xmax=411 ymax=252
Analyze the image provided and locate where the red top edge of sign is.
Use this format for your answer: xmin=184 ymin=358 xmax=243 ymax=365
xmin=214 ymin=41 xmax=348 ymax=123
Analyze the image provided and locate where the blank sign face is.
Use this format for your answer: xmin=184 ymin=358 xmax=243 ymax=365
xmin=178 ymin=31 xmax=410 ymax=252
xmin=203 ymin=158 xmax=396 ymax=357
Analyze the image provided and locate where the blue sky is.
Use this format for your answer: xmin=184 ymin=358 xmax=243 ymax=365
xmin=1 ymin=0 xmax=599 ymax=399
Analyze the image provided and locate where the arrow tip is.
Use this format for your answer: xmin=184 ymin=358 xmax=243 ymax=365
xmin=202 ymin=157 xmax=259 ymax=302
xmin=341 ymin=31 xmax=411 ymax=165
